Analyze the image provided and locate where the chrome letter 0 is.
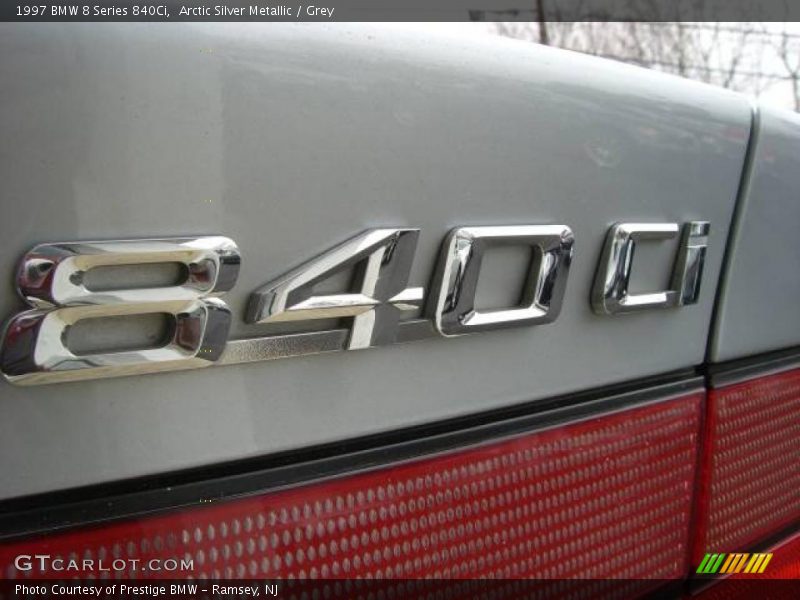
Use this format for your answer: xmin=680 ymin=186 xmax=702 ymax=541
xmin=430 ymin=225 xmax=575 ymax=336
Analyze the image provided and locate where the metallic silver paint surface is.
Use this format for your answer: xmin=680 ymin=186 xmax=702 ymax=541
xmin=0 ymin=24 xmax=751 ymax=498
xmin=710 ymin=106 xmax=800 ymax=361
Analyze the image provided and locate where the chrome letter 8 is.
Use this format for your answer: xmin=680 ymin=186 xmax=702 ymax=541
xmin=0 ymin=237 xmax=240 ymax=385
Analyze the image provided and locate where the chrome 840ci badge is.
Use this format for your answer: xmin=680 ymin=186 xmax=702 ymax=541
xmin=0 ymin=222 xmax=708 ymax=385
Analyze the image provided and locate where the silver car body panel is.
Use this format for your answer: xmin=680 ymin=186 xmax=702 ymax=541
xmin=709 ymin=106 xmax=800 ymax=362
xmin=0 ymin=24 xmax=753 ymax=499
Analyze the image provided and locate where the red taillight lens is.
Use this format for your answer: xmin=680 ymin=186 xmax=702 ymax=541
xmin=1 ymin=394 xmax=703 ymax=581
xmin=694 ymin=369 xmax=800 ymax=560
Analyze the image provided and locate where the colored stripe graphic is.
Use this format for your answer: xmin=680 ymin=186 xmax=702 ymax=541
xmin=757 ymin=553 xmax=773 ymax=573
xmin=720 ymin=554 xmax=736 ymax=573
xmin=711 ymin=554 xmax=726 ymax=573
xmin=744 ymin=554 xmax=761 ymax=573
xmin=698 ymin=553 xmax=773 ymax=574
xmin=732 ymin=554 xmax=748 ymax=573
xmin=697 ymin=553 xmax=713 ymax=573
xmin=698 ymin=553 xmax=725 ymax=573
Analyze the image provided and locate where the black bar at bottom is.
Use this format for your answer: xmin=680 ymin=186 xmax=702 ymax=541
xmin=1 ymin=579 xmax=692 ymax=600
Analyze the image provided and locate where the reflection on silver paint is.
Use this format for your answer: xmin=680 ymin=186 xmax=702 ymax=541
xmin=591 ymin=222 xmax=709 ymax=315
xmin=0 ymin=237 xmax=240 ymax=385
xmin=220 ymin=328 xmax=350 ymax=364
xmin=218 ymin=319 xmax=436 ymax=365
xmin=246 ymin=229 xmax=423 ymax=349
xmin=430 ymin=225 xmax=574 ymax=336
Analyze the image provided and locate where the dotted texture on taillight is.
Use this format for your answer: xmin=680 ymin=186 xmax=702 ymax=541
xmin=1 ymin=395 xmax=702 ymax=581
xmin=697 ymin=368 xmax=800 ymax=555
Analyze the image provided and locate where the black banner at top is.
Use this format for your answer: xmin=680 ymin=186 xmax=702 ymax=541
xmin=3 ymin=0 xmax=800 ymax=22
